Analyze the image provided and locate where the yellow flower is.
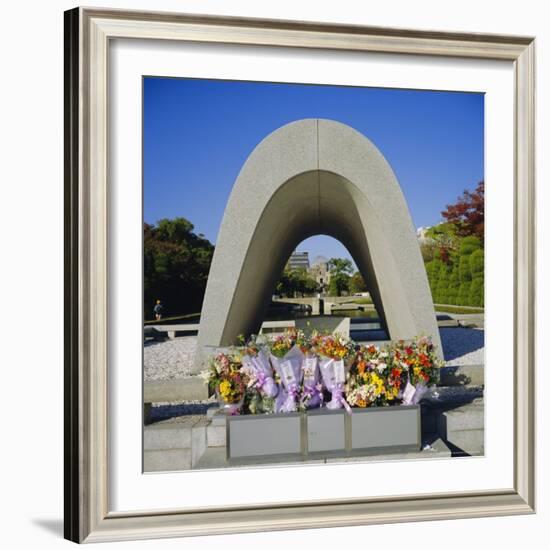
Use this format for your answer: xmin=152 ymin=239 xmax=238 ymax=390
xmin=219 ymin=380 xmax=231 ymax=398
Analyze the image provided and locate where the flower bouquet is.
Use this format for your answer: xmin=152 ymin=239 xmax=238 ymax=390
xmin=391 ymin=336 xmax=441 ymax=405
xmin=317 ymin=333 xmax=355 ymax=412
xmin=268 ymin=329 xmax=304 ymax=413
xmin=239 ymin=336 xmax=278 ymax=414
xmin=297 ymin=331 xmax=323 ymax=410
xmin=345 ymin=344 xmax=398 ymax=407
xmin=202 ymin=352 xmax=247 ymax=415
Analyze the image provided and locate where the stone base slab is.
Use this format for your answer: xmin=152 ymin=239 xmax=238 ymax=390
xmin=196 ymin=437 xmax=451 ymax=469
xmin=144 ymin=448 xmax=192 ymax=472
xmin=144 ymin=377 xmax=208 ymax=403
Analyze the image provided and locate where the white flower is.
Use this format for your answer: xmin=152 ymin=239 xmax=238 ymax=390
xmin=376 ymin=363 xmax=386 ymax=373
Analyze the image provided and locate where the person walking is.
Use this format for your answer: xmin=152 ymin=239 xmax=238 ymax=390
xmin=153 ymin=300 xmax=163 ymax=321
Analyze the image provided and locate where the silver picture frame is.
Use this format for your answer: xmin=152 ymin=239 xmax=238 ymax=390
xmin=64 ymin=7 xmax=535 ymax=543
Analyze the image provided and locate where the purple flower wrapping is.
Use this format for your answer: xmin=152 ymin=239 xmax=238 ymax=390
xmin=319 ymin=356 xmax=352 ymax=413
xmin=242 ymin=350 xmax=279 ymax=398
xmin=270 ymin=345 xmax=304 ymax=413
xmin=300 ymin=355 xmax=323 ymax=409
xmin=401 ymin=375 xmax=428 ymax=406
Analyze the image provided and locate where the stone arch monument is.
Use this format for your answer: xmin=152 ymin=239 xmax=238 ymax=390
xmin=194 ymin=119 xmax=441 ymax=369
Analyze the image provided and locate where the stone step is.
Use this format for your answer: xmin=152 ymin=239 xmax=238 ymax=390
xmin=144 ymin=416 xmax=200 ymax=450
xmin=445 ymin=429 xmax=484 ymax=456
xmin=442 ymin=401 xmax=484 ymax=432
xmin=434 ymin=400 xmax=485 ymax=456
xmin=207 ymin=424 xmax=226 ymax=447
xmin=143 ymin=415 xmax=208 ymax=471
xmin=144 ymin=448 xmax=192 ymax=472
xmin=191 ymin=418 xmax=208 ymax=466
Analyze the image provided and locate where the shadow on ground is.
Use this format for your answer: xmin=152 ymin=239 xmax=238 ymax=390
xmin=440 ymin=327 xmax=484 ymax=362
xmin=32 ymin=519 xmax=63 ymax=538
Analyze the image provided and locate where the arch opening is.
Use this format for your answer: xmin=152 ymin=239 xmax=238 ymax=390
xmin=219 ymin=170 xmax=394 ymax=343
xmin=267 ymin=234 xmax=386 ymax=334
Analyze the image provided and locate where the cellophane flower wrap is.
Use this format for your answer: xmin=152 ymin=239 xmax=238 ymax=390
xmin=391 ymin=336 xmax=442 ymax=405
xmin=345 ymin=344 xmax=397 ymax=407
xmin=238 ymin=336 xmax=278 ymax=414
xmin=201 ymin=351 xmax=247 ymax=415
xmin=297 ymin=331 xmax=323 ymax=410
xmin=317 ymin=333 xmax=355 ymax=413
xmin=268 ymin=329 xmax=304 ymax=413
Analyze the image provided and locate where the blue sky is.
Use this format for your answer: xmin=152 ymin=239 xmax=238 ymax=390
xmin=143 ymin=77 xmax=484 ymax=265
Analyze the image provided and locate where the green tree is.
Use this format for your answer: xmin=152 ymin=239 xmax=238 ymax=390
xmin=294 ymin=269 xmax=318 ymax=296
xmin=435 ymin=263 xmax=451 ymax=304
xmin=459 ymin=235 xmax=482 ymax=256
xmin=424 ymin=222 xmax=460 ymax=264
xmin=329 ymin=274 xmax=350 ymax=297
xmin=144 ymin=218 xmax=214 ymax=319
xmin=327 ymin=258 xmax=353 ymax=296
xmin=442 ymin=181 xmax=485 ymax=243
xmin=425 ymin=258 xmax=444 ymax=301
xmin=456 ymin=236 xmax=481 ymax=305
xmin=447 ymin=264 xmax=461 ymax=305
xmin=275 ymin=268 xmax=317 ymax=297
xmin=420 ymin=184 xmax=484 ymax=307
xmin=468 ymin=249 xmax=484 ymax=306
xmin=349 ymin=271 xmax=367 ymax=294
xmin=327 ymin=258 xmax=353 ymax=275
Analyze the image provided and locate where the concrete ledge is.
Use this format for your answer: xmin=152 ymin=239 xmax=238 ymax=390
xmin=195 ymin=438 xmax=451 ymax=469
xmin=192 ymin=419 xmax=208 ymax=467
xmin=144 ymin=449 xmax=192 ymax=472
xmin=434 ymin=400 xmax=485 ymax=456
xmin=446 ymin=430 xmax=484 ymax=456
xmin=326 ymin=437 xmax=451 ymax=463
xmin=144 ymin=421 xmax=193 ymax=451
xmin=144 ymin=377 xmax=208 ymax=403
xmin=442 ymin=402 xmax=484 ymax=431
xmin=207 ymin=424 xmax=226 ymax=447
xmin=144 ymin=416 xmax=209 ymax=471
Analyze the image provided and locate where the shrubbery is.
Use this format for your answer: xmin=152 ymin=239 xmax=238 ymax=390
xmin=425 ymin=235 xmax=484 ymax=307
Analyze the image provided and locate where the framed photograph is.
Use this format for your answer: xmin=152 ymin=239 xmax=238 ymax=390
xmin=64 ymin=7 xmax=535 ymax=543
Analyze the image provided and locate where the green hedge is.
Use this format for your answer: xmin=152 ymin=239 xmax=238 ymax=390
xmin=425 ymin=236 xmax=484 ymax=307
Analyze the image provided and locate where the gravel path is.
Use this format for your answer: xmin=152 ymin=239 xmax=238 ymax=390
xmin=143 ymin=327 xmax=484 ymax=382
xmin=144 ymin=337 xmax=196 ymax=381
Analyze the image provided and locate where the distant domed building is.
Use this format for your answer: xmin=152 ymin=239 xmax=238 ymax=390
xmin=311 ymin=255 xmax=328 ymax=266
xmin=308 ymin=256 xmax=331 ymax=293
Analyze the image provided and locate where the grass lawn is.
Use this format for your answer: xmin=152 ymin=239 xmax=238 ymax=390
xmin=435 ymin=305 xmax=484 ymax=315
xmin=347 ymin=297 xmax=373 ymax=305
xmin=144 ymin=312 xmax=201 ymax=325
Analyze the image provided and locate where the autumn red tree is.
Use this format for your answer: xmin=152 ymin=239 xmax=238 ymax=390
xmin=441 ymin=181 xmax=484 ymax=243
